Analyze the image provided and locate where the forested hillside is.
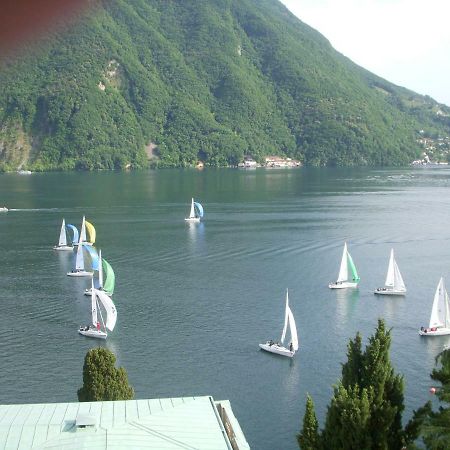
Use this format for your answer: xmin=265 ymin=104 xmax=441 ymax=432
xmin=1 ymin=0 xmax=449 ymax=171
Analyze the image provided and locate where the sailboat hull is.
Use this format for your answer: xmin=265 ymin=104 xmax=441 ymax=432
xmin=84 ymin=288 xmax=112 ymax=297
xmin=419 ymin=327 xmax=450 ymax=336
xmin=374 ymin=288 xmax=406 ymax=296
xmin=259 ymin=343 xmax=295 ymax=358
xmin=78 ymin=328 xmax=107 ymax=339
xmin=185 ymin=217 xmax=200 ymax=223
xmin=67 ymin=270 xmax=93 ymax=277
xmin=53 ymin=245 xmax=73 ymax=251
xmin=329 ymin=281 xmax=358 ymax=289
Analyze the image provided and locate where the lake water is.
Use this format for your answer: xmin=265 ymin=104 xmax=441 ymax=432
xmin=1 ymin=167 xmax=450 ymax=449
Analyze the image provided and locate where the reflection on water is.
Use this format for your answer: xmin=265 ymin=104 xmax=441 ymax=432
xmin=186 ymin=221 xmax=205 ymax=244
xmin=421 ymin=335 xmax=450 ymax=362
xmin=375 ymin=292 xmax=406 ymax=323
xmin=55 ymin=248 xmax=73 ymax=273
xmin=282 ymin=357 xmax=300 ymax=396
xmin=333 ymin=288 xmax=360 ymax=330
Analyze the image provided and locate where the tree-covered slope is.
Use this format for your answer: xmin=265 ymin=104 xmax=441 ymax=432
xmin=1 ymin=0 xmax=449 ymax=170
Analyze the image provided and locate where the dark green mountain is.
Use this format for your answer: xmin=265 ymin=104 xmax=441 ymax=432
xmin=1 ymin=0 xmax=449 ymax=171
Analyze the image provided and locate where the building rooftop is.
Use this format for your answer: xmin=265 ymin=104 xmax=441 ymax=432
xmin=0 ymin=396 xmax=250 ymax=449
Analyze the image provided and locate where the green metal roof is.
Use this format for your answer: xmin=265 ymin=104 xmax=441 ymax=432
xmin=0 ymin=396 xmax=248 ymax=449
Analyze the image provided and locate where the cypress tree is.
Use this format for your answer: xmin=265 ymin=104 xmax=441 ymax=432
xmin=361 ymin=320 xmax=404 ymax=449
xmin=300 ymin=320 xmax=407 ymax=449
xmin=322 ymin=384 xmax=371 ymax=450
xmin=297 ymin=394 xmax=320 ymax=450
xmin=77 ymin=348 xmax=134 ymax=402
xmin=341 ymin=332 xmax=363 ymax=387
xmin=418 ymin=349 xmax=450 ymax=449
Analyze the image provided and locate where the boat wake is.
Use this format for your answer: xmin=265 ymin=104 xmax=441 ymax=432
xmin=7 ymin=208 xmax=61 ymax=212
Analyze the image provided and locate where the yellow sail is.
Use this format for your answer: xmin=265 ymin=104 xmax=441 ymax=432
xmin=85 ymin=221 xmax=96 ymax=244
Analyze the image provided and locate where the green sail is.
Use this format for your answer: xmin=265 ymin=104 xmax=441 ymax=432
xmin=102 ymin=259 xmax=115 ymax=296
xmin=347 ymin=254 xmax=360 ymax=282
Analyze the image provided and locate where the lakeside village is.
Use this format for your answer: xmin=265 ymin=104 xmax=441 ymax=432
xmin=238 ymin=155 xmax=301 ymax=169
xmin=192 ymin=155 xmax=301 ymax=170
xmin=412 ymin=130 xmax=450 ymax=166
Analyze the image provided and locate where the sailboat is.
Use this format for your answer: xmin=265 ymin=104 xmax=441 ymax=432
xmin=374 ymin=249 xmax=406 ymax=295
xmin=78 ymin=279 xmax=117 ymax=339
xmin=259 ymin=289 xmax=299 ymax=358
xmin=329 ymin=242 xmax=360 ymax=289
xmin=66 ymin=224 xmax=79 ymax=246
xmin=76 ymin=216 xmax=96 ymax=246
xmin=84 ymin=250 xmax=115 ymax=297
xmin=53 ymin=219 xmax=73 ymax=251
xmin=419 ymin=277 xmax=450 ymax=336
xmin=67 ymin=242 xmax=93 ymax=277
xmin=185 ymin=198 xmax=204 ymax=223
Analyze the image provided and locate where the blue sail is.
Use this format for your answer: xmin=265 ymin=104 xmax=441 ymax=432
xmin=83 ymin=244 xmax=99 ymax=271
xmin=66 ymin=224 xmax=79 ymax=244
xmin=194 ymin=202 xmax=204 ymax=218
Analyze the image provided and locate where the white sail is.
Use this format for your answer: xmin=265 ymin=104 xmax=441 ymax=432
xmin=287 ymin=308 xmax=299 ymax=351
xmin=96 ymin=290 xmax=117 ymax=331
xmin=80 ymin=216 xmax=87 ymax=242
xmin=384 ymin=249 xmax=406 ymax=291
xmin=444 ymin=291 xmax=450 ymax=328
xmin=75 ymin=242 xmax=85 ymax=271
xmin=393 ymin=260 xmax=406 ymax=291
xmin=98 ymin=249 xmax=104 ymax=289
xmin=280 ymin=289 xmax=289 ymax=344
xmin=337 ymin=243 xmax=349 ymax=282
xmin=280 ymin=289 xmax=298 ymax=351
xmin=58 ymin=219 xmax=67 ymax=246
xmin=91 ymin=280 xmax=98 ymax=326
xmin=189 ymin=198 xmax=195 ymax=219
xmin=429 ymin=278 xmax=447 ymax=328
xmin=385 ymin=249 xmax=395 ymax=287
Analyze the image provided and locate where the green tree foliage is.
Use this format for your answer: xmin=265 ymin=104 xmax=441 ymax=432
xmin=322 ymin=384 xmax=371 ymax=450
xmin=1 ymin=0 xmax=450 ymax=171
xmin=299 ymin=320 xmax=416 ymax=450
xmin=416 ymin=349 xmax=450 ymax=449
xmin=297 ymin=394 xmax=321 ymax=450
xmin=77 ymin=348 xmax=134 ymax=402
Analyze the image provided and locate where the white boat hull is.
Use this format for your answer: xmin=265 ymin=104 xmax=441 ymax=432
xmin=84 ymin=288 xmax=112 ymax=297
xmin=67 ymin=270 xmax=93 ymax=277
xmin=185 ymin=217 xmax=200 ymax=223
xmin=78 ymin=328 xmax=107 ymax=339
xmin=329 ymin=281 xmax=359 ymax=289
xmin=259 ymin=342 xmax=295 ymax=358
xmin=0 ymin=207 xmax=8 ymax=212
xmin=419 ymin=327 xmax=450 ymax=336
xmin=374 ymin=288 xmax=406 ymax=296
xmin=53 ymin=245 xmax=73 ymax=251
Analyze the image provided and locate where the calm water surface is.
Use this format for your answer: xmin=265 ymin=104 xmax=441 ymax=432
xmin=1 ymin=167 xmax=450 ymax=449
